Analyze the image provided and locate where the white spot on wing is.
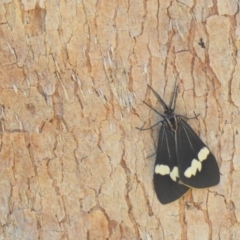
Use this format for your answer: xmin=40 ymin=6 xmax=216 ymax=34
xmin=155 ymin=164 xmax=170 ymax=175
xmin=184 ymin=168 xmax=192 ymax=178
xmin=184 ymin=147 xmax=211 ymax=178
xmin=198 ymin=147 xmax=210 ymax=162
xmin=192 ymin=159 xmax=202 ymax=173
xmin=155 ymin=165 xmax=179 ymax=182
xmin=184 ymin=159 xmax=202 ymax=178
xmin=170 ymin=166 xmax=179 ymax=181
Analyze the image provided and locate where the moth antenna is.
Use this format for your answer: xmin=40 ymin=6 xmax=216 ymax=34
xmin=169 ymin=78 xmax=178 ymax=110
xmin=147 ymin=84 xmax=168 ymax=111
xmin=171 ymin=85 xmax=178 ymax=111
xmin=143 ymin=101 xmax=165 ymax=118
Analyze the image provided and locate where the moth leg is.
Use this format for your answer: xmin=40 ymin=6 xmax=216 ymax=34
xmin=136 ymin=120 xmax=163 ymax=131
xmin=178 ymin=112 xmax=200 ymax=120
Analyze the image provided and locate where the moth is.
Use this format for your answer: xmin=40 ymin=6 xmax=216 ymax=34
xmin=138 ymin=83 xmax=220 ymax=204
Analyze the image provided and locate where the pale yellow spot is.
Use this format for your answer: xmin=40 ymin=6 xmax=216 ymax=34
xmin=170 ymin=166 xmax=179 ymax=181
xmin=192 ymin=159 xmax=202 ymax=173
xmin=184 ymin=159 xmax=202 ymax=178
xmin=198 ymin=147 xmax=210 ymax=162
xmin=184 ymin=168 xmax=192 ymax=178
xmin=155 ymin=164 xmax=170 ymax=175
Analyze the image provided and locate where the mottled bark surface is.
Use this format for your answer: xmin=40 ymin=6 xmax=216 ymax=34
xmin=0 ymin=0 xmax=239 ymax=239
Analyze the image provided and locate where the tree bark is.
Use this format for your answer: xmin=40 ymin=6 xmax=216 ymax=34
xmin=0 ymin=0 xmax=239 ymax=239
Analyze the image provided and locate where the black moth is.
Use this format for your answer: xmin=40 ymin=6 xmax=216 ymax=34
xmin=138 ymin=84 xmax=220 ymax=204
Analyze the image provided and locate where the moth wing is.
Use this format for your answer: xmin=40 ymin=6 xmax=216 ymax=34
xmin=176 ymin=118 xmax=220 ymax=188
xmin=153 ymin=124 xmax=189 ymax=204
